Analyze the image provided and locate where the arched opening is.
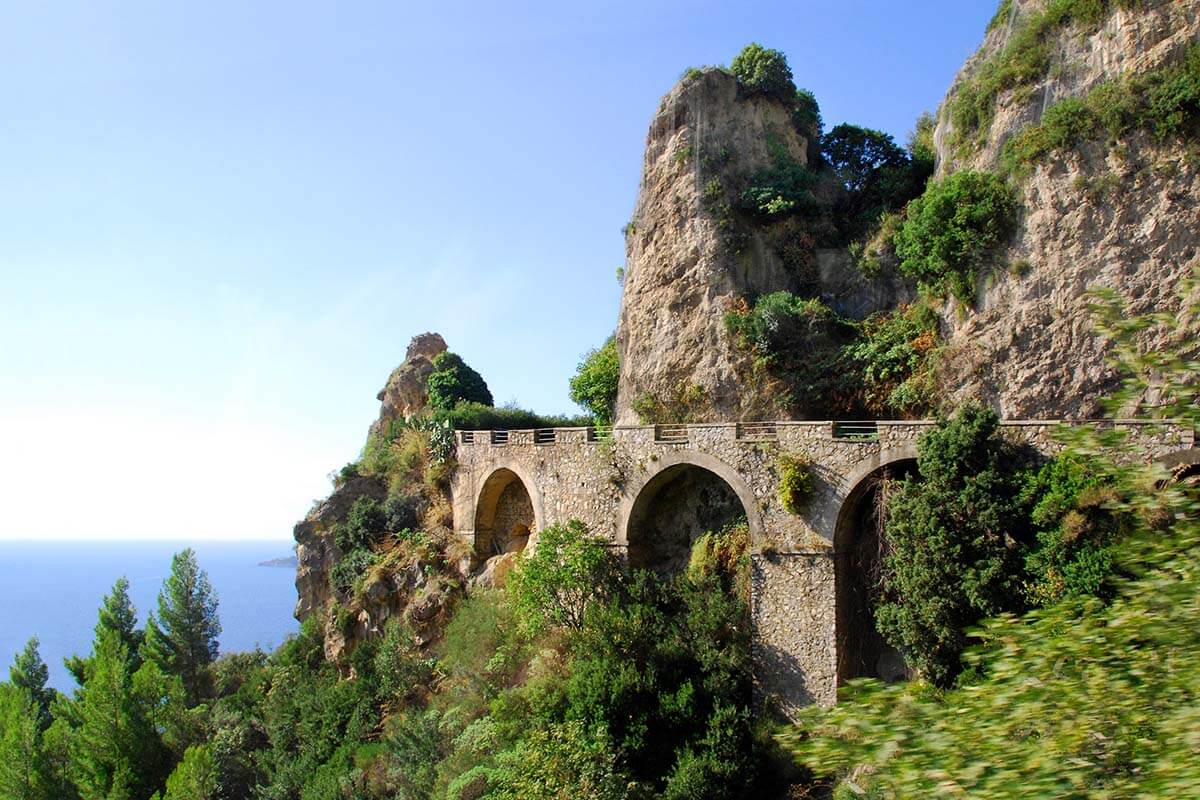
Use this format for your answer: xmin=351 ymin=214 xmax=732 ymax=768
xmin=625 ymin=462 xmax=751 ymax=574
xmin=1159 ymin=449 xmax=1200 ymax=491
xmin=833 ymin=457 xmax=918 ymax=686
xmin=474 ymin=468 xmax=535 ymax=558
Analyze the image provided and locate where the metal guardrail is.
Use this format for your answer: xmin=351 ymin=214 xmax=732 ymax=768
xmin=656 ymin=424 xmax=688 ymax=443
xmin=588 ymin=426 xmax=613 ymax=443
xmin=736 ymin=422 xmax=778 ymax=441
xmin=453 ymin=420 xmax=1189 ymax=448
xmin=833 ymin=421 xmax=879 ymax=441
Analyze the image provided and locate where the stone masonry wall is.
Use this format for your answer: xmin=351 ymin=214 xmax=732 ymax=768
xmin=450 ymin=421 xmax=1194 ymax=715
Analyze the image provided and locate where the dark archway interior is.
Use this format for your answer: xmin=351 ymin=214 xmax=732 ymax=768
xmin=475 ymin=469 xmax=534 ymax=558
xmin=627 ymin=464 xmax=748 ymax=574
xmin=835 ymin=460 xmax=917 ymax=686
xmin=1172 ymin=462 xmax=1200 ymax=489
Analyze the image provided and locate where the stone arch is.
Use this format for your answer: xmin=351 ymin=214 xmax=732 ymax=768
xmin=619 ymin=451 xmax=764 ymax=573
xmin=473 ymin=464 xmax=543 ymax=558
xmin=1159 ymin=448 xmax=1200 ymax=488
xmin=832 ymin=447 xmax=919 ymax=686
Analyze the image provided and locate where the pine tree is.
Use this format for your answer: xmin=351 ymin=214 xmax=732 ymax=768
xmin=9 ymin=637 xmax=55 ymax=731
xmin=63 ymin=630 xmax=169 ymax=800
xmin=66 ymin=578 xmax=144 ymax=686
xmin=160 ymin=745 xmax=216 ymax=800
xmin=141 ymin=549 xmax=221 ymax=706
xmin=0 ymin=684 xmax=52 ymax=800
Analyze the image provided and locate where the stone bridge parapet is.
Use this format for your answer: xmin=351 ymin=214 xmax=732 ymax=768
xmin=449 ymin=419 xmax=1194 ymax=714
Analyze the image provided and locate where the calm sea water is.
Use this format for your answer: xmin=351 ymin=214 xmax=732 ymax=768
xmin=0 ymin=540 xmax=300 ymax=690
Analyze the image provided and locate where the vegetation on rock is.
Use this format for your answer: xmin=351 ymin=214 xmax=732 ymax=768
xmin=427 ymin=351 xmax=493 ymax=411
xmin=1002 ymin=42 xmax=1200 ymax=173
xmin=776 ymin=453 xmax=814 ymax=515
xmin=893 ymin=170 xmax=1017 ymax=304
xmin=949 ymin=0 xmax=1145 ymax=151
xmin=730 ymin=43 xmax=795 ymax=103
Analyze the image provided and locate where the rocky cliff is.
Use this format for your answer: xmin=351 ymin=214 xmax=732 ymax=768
xmin=613 ymin=69 xmax=817 ymax=425
xmin=294 ymin=333 xmax=466 ymax=664
xmin=614 ymin=3 xmax=1199 ymax=423
xmin=931 ymin=0 xmax=1200 ymax=416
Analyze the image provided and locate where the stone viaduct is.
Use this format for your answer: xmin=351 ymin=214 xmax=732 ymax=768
xmin=448 ymin=419 xmax=1195 ymax=716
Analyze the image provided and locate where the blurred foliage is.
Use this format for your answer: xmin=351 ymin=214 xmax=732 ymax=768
xmin=781 ymin=271 xmax=1200 ymax=797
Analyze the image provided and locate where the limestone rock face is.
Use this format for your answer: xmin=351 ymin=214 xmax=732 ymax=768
xmin=614 ymin=69 xmax=811 ymax=425
xmin=371 ymin=332 xmax=447 ymax=435
xmin=293 ymin=474 xmax=386 ymax=621
xmin=931 ymin=0 xmax=1200 ymax=416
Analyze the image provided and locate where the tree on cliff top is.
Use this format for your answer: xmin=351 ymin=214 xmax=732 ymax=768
xmin=427 ymin=351 xmax=493 ymax=411
xmin=730 ymin=43 xmax=796 ymax=103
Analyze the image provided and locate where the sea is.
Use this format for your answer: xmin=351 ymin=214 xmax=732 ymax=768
xmin=0 ymin=540 xmax=300 ymax=691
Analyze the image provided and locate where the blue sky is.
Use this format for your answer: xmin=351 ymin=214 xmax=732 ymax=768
xmin=1 ymin=0 xmax=998 ymax=540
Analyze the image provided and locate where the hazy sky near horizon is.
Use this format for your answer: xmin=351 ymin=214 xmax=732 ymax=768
xmin=1 ymin=0 xmax=998 ymax=540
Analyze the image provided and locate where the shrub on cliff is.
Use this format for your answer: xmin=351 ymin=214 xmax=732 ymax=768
xmin=427 ymin=351 xmax=493 ymax=411
xmin=893 ymin=170 xmax=1017 ymax=304
xmin=730 ymin=43 xmax=796 ymax=103
xmin=724 ymin=292 xmax=856 ymax=414
xmin=507 ymin=520 xmax=618 ymax=634
xmin=569 ymin=336 xmax=619 ymax=426
xmin=843 ymin=302 xmax=939 ymax=414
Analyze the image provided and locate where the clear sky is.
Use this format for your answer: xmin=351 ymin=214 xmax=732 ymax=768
xmin=1 ymin=0 xmax=999 ymax=541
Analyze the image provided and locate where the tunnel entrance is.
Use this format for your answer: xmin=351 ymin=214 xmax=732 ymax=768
xmin=474 ymin=468 xmax=535 ymax=557
xmin=626 ymin=463 xmax=749 ymax=574
xmin=834 ymin=459 xmax=917 ymax=686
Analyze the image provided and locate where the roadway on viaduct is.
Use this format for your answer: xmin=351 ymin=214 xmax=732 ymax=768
xmin=449 ymin=420 xmax=1195 ymax=716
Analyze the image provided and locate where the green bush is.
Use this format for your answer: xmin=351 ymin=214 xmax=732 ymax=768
xmin=725 ymin=292 xmax=844 ymax=361
xmin=907 ymin=111 xmax=936 ymax=171
xmin=1145 ymin=43 xmax=1200 ymax=138
xmin=427 ymin=351 xmax=493 ymax=411
xmin=384 ymin=491 xmax=421 ymax=533
xmin=507 ymin=521 xmax=618 ymax=634
xmin=330 ymin=549 xmax=376 ymax=597
xmin=776 ymin=454 xmax=814 ymax=515
xmin=893 ymin=171 xmax=1017 ymax=304
xmin=1019 ymin=453 xmax=1132 ymax=605
xmin=724 ymin=292 xmax=855 ymax=414
xmin=730 ymin=43 xmax=795 ymax=103
xmin=740 ymin=157 xmax=818 ymax=218
xmin=568 ymin=336 xmax=619 ymax=426
xmin=335 ymin=497 xmax=387 ymax=552
xmin=792 ymin=88 xmax=822 ymax=134
xmin=876 ymin=404 xmax=1031 ymax=687
xmin=471 ymin=721 xmax=637 ymax=800
xmin=843 ymin=302 xmax=939 ymax=413
xmin=435 ymin=401 xmax=589 ymax=431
